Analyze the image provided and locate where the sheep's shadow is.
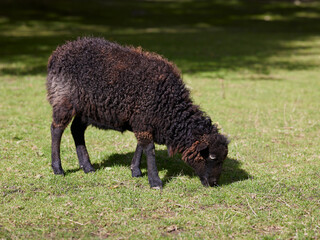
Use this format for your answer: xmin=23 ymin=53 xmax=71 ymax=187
xmin=88 ymin=150 xmax=251 ymax=187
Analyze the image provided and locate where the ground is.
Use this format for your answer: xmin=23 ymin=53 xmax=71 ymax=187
xmin=0 ymin=0 xmax=319 ymax=239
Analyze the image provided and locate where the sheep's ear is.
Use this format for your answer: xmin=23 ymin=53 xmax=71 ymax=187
xmin=196 ymin=142 xmax=208 ymax=152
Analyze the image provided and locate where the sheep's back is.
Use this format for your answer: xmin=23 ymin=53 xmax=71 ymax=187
xmin=48 ymin=38 xmax=181 ymax=100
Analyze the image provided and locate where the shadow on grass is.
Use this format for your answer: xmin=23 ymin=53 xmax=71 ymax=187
xmin=82 ymin=150 xmax=252 ymax=187
xmin=1 ymin=0 xmax=320 ymax=77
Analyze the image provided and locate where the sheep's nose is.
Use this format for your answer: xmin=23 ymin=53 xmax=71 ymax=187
xmin=209 ymin=178 xmax=219 ymax=187
xmin=211 ymin=182 xmax=219 ymax=187
xmin=200 ymin=177 xmax=219 ymax=187
xmin=200 ymin=177 xmax=209 ymax=187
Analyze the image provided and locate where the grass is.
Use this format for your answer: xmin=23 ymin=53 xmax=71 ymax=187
xmin=0 ymin=0 xmax=320 ymax=239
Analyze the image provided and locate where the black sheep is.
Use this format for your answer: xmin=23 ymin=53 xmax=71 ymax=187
xmin=46 ymin=37 xmax=229 ymax=188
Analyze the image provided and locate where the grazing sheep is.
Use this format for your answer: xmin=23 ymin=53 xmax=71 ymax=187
xmin=47 ymin=37 xmax=229 ymax=188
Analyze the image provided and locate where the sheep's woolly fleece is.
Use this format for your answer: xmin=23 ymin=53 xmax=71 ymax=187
xmin=47 ymin=37 xmax=222 ymax=162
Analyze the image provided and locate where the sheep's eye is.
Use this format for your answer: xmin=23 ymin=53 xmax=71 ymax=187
xmin=199 ymin=148 xmax=209 ymax=159
xmin=209 ymin=154 xmax=216 ymax=160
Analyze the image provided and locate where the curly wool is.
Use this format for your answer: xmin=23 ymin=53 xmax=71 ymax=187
xmin=47 ymin=37 xmax=216 ymax=157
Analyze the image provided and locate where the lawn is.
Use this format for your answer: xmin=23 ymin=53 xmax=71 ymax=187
xmin=0 ymin=0 xmax=320 ymax=239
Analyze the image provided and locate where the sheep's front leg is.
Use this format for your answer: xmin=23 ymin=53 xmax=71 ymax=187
xmin=144 ymin=142 xmax=162 ymax=189
xmin=134 ymin=132 xmax=162 ymax=189
xmin=131 ymin=144 xmax=143 ymax=177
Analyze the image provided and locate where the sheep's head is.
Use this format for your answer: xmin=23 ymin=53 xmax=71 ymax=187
xmin=182 ymin=131 xmax=229 ymax=187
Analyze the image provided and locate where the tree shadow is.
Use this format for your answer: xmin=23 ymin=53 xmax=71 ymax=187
xmin=1 ymin=0 xmax=320 ymax=76
xmin=89 ymin=150 xmax=251 ymax=187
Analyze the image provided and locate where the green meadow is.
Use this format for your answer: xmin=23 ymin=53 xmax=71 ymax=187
xmin=0 ymin=0 xmax=319 ymax=239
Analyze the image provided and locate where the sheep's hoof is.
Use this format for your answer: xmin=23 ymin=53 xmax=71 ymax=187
xmin=83 ymin=166 xmax=95 ymax=173
xmin=131 ymin=168 xmax=142 ymax=177
xmin=53 ymin=169 xmax=65 ymax=176
xmin=149 ymin=179 xmax=163 ymax=189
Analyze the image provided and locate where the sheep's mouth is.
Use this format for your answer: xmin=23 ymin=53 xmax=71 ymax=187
xmin=200 ymin=177 xmax=218 ymax=187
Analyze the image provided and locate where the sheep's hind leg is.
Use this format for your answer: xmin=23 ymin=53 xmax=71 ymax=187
xmin=51 ymin=109 xmax=74 ymax=175
xmin=131 ymin=144 xmax=143 ymax=177
xmin=71 ymin=116 xmax=95 ymax=173
xmin=51 ymin=123 xmax=66 ymax=175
